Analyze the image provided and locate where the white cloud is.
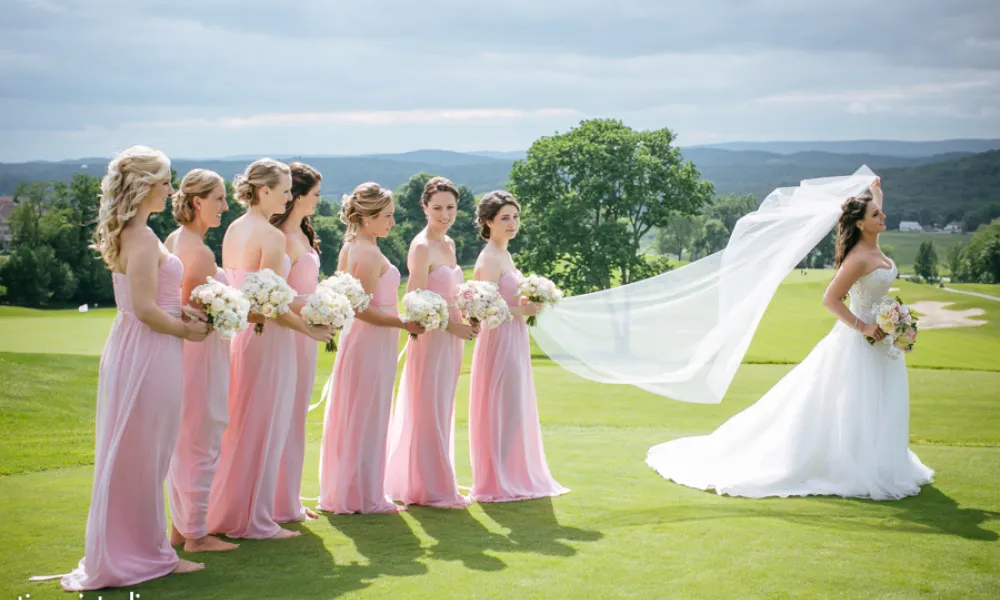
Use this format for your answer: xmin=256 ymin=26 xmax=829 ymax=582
xmin=0 ymin=0 xmax=999 ymax=160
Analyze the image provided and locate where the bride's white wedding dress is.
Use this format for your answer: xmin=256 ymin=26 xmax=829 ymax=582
xmin=646 ymin=260 xmax=934 ymax=500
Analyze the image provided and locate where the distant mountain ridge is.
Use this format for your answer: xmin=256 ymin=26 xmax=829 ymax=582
xmin=2 ymin=142 xmax=998 ymax=230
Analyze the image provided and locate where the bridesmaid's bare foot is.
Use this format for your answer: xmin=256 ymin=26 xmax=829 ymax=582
xmin=184 ymin=535 xmax=239 ymax=553
xmin=303 ymin=508 xmax=319 ymax=520
xmin=170 ymin=524 xmax=185 ymax=546
xmin=272 ymin=527 xmax=301 ymax=539
xmin=172 ymin=559 xmax=205 ymax=574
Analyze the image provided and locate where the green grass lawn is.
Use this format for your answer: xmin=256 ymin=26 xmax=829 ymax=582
xmin=880 ymin=231 xmax=974 ymax=273
xmin=1 ymin=272 xmax=999 ymax=599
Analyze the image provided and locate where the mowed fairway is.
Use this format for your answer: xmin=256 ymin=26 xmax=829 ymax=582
xmin=1 ymin=271 xmax=998 ymax=599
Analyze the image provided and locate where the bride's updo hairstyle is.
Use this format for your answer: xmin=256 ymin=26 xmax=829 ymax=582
xmin=340 ymin=182 xmax=393 ymax=241
xmin=834 ymin=189 xmax=875 ymax=267
xmin=93 ymin=145 xmax=171 ymax=267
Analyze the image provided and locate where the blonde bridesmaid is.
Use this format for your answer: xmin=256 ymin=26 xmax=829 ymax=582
xmin=385 ymin=177 xmax=476 ymax=508
xmin=207 ymin=159 xmax=332 ymax=539
xmin=163 ymin=169 xmax=239 ymax=553
xmin=318 ymin=182 xmax=424 ymax=514
xmin=468 ymin=191 xmax=569 ymax=502
xmin=270 ymin=162 xmax=323 ymax=523
xmin=33 ymin=146 xmax=210 ymax=591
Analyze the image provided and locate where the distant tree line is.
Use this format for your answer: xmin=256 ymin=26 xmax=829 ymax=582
xmin=0 ymin=170 xmax=484 ymax=308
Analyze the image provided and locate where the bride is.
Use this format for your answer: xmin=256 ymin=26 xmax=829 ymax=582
xmin=646 ymin=178 xmax=934 ymax=499
xmin=530 ymin=167 xmax=933 ymax=500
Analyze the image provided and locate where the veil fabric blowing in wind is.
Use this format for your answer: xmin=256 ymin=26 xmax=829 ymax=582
xmin=530 ymin=166 xmax=880 ymax=405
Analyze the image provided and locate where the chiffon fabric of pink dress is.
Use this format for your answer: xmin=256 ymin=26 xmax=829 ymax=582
xmin=207 ymin=255 xmax=298 ymax=538
xmin=385 ymin=265 xmax=471 ymax=508
xmin=167 ymin=267 xmax=231 ymax=540
xmin=319 ymin=263 xmax=405 ymax=514
xmin=275 ymin=249 xmax=320 ymax=522
xmin=57 ymin=254 xmax=185 ymax=591
xmin=468 ymin=270 xmax=570 ymax=502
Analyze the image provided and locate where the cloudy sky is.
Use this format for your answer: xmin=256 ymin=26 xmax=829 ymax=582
xmin=1 ymin=0 xmax=998 ymax=161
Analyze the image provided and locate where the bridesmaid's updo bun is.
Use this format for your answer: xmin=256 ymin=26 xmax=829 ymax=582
xmin=340 ymin=182 xmax=393 ymax=241
xmin=232 ymin=158 xmax=290 ymax=208
xmin=475 ymin=190 xmax=520 ymax=240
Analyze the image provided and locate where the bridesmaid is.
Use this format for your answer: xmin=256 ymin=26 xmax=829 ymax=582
xmin=207 ymin=158 xmax=332 ymax=540
xmin=384 ymin=177 xmax=477 ymax=508
xmin=318 ymin=182 xmax=424 ymax=514
xmin=37 ymin=146 xmax=209 ymax=591
xmin=270 ymin=161 xmax=323 ymax=523
xmin=468 ymin=190 xmax=570 ymax=502
xmin=164 ymin=169 xmax=239 ymax=553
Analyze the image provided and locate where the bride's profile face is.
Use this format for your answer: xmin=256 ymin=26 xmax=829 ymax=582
xmin=860 ymin=201 xmax=887 ymax=234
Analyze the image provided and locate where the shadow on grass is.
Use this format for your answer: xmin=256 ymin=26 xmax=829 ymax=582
xmin=67 ymin=525 xmax=360 ymax=600
xmin=324 ymin=511 xmax=428 ymax=578
xmin=479 ymin=497 xmax=604 ymax=556
xmin=406 ymin=505 xmax=512 ymax=572
xmin=852 ymin=485 xmax=1000 ymax=541
xmin=596 ymin=485 xmax=999 ymax=542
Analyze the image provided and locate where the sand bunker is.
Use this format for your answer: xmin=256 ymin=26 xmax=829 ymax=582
xmin=909 ymin=301 xmax=987 ymax=330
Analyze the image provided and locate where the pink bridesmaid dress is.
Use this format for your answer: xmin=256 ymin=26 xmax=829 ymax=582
xmin=58 ymin=254 xmax=186 ymax=591
xmin=468 ymin=269 xmax=570 ymax=503
xmin=318 ymin=263 xmax=405 ymax=514
xmin=385 ymin=265 xmax=471 ymax=508
xmin=274 ymin=250 xmax=320 ymax=522
xmin=166 ymin=267 xmax=231 ymax=542
xmin=207 ymin=255 xmax=298 ymax=538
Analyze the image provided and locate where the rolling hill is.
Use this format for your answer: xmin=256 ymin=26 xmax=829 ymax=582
xmin=1 ymin=143 xmax=997 ymax=230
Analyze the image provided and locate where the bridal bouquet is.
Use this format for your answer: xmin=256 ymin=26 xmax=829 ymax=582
xmin=301 ymin=288 xmax=355 ymax=352
xmin=318 ymin=271 xmax=372 ymax=314
xmin=455 ymin=280 xmax=511 ymax=329
xmin=868 ymin=296 xmax=919 ymax=359
xmin=189 ymin=277 xmax=251 ymax=340
xmin=400 ymin=289 xmax=449 ymax=339
xmin=241 ymin=269 xmax=296 ymax=334
xmin=517 ymin=273 xmax=563 ymax=326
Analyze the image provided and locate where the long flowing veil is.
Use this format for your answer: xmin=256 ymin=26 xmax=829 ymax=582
xmin=529 ymin=166 xmax=879 ymax=404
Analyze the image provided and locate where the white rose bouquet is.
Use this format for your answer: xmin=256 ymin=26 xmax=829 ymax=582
xmin=241 ymin=268 xmax=295 ymax=334
xmin=455 ymin=280 xmax=511 ymax=330
xmin=189 ymin=277 xmax=250 ymax=340
xmin=517 ymin=273 xmax=563 ymax=326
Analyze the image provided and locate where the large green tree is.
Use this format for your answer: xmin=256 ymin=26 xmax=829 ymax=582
xmin=509 ymin=119 xmax=713 ymax=294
